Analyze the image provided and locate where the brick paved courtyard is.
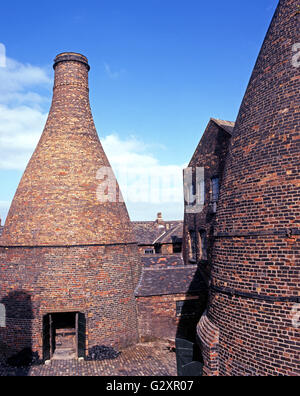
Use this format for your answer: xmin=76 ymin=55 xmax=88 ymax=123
xmin=0 ymin=341 xmax=177 ymax=376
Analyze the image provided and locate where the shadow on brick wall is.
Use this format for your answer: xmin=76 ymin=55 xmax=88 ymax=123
xmin=0 ymin=291 xmax=39 ymax=376
xmin=175 ymin=268 xmax=208 ymax=342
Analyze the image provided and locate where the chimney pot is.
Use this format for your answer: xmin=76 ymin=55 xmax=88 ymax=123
xmin=53 ymin=52 xmax=90 ymax=71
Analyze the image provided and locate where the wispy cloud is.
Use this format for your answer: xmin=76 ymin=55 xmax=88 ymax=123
xmin=0 ymin=57 xmax=51 ymax=170
xmin=0 ymin=57 xmax=52 ymax=106
xmin=104 ymin=62 xmax=125 ymax=80
xmin=0 ymin=104 xmax=48 ymax=170
xmin=102 ymin=133 xmax=185 ymax=219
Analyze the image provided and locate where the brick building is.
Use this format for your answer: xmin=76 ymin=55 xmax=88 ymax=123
xmin=0 ymin=53 xmax=141 ymax=361
xmin=184 ymin=0 xmax=300 ymax=376
xmin=132 ymin=213 xmax=183 ymax=255
xmin=135 ymin=253 xmax=206 ymax=343
xmin=183 ymin=118 xmax=234 ymax=283
xmin=131 ymin=214 xmax=206 ymax=343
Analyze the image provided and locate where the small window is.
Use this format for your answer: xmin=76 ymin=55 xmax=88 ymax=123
xmin=211 ymin=177 xmax=220 ymax=203
xmin=0 ymin=304 xmax=5 ymax=328
xmin=199 ymin=230 xmax=207 ymax=260
xmin=145 ymin=249 xmax=154 ymax=255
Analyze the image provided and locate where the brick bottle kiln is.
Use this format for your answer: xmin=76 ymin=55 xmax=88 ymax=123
xmin=198 ymin=0 xmax=300 ymax=375
xmin=0 ymin=53 xmax=141 ymax=361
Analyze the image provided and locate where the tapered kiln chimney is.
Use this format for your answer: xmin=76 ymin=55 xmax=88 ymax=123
xmin=0 ymin=53 xmax=141 ymax=360
xmin=198 ymin=0 xmax=300 ymax=376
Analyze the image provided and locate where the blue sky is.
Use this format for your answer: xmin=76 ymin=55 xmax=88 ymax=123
xmin=0 ymin=0 xmax=278 ymax=223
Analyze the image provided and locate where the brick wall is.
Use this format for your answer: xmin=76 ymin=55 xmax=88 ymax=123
xmin=137 ymin=294 xmax=207 ymax=342
xmin=201 ymin=0 xmax=300 ymax=376
xmin=183 ymin=119 xmax=232 ymax=279
xmin=0 ymin=244 xmax=140 ymax=358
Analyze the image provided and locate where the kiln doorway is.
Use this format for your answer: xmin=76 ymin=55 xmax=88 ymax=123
xmin=43 ymin=312 xmax=86 ymax=361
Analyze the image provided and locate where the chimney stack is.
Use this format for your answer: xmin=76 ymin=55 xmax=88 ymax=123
xmin=0 ymin=52 xmax=141 ymax=359
xmin=0 ymin=52 xmax=135 ymax=247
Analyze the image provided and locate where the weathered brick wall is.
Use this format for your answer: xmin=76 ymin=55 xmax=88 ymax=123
xmin=207 ymin=292 xmax=299 ymax=376
xmin=183 ymin=120 xmax=232 ymax=277
xmin=0 ymin=244 xmax=140 ymax=358
xmin=201 ymin=0 xmax=300 ymax=376
xmin=161 ymin=244 xmax=174 ymax=255
xmin=136 ymin=294 xmax=207 ymax=342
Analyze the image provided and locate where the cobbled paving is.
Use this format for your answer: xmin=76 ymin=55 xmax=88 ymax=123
xmin=0 ymin=341 xmax=177 ymax=376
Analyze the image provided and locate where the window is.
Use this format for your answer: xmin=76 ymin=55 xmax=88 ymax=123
xmin=0 ymin=304 xmax=5 ymax=328
xmin=154 ymin=244 xmax=162 ymax=254
xmin=199 ymin=230 xmax=207 ymax=260
xmin=188 ymin=230 xmax=197 ymax=261
xmin=145 ymin=249 xmax=154 ymax=255
xmin=211 ymin=177 xmax=220 ymax=202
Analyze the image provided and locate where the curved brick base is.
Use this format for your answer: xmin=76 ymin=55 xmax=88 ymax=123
xmin=0 ymin=244 xmax=141 ymax=359
xmin=207 ymin=292 xmax=300 ymax=376
xmin=197 ymin=311 xmax=219 ymax=376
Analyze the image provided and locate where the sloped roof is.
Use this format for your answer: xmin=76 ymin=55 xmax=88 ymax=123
xmin=155 ymin=222 xmax=183 ymax=244
xmin=141 ymin=254 xmax=184 ymax=268
xmin=135 ymin=260 xmax=205 ymax=297
xmin=132 ymin=220 xmax=183 ymax=245
xmin=211 ymin=118 xmax=235 ymax=135
xmin=132 ymin=222 xmax=166 ymax=245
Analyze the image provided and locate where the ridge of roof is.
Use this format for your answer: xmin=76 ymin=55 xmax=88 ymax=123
xmin=210 ymin=118 xmax=235 ymax=135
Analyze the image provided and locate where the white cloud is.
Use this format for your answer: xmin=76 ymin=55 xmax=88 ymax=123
xmin=102 ymin=134 xmax=185 ymax=219
xmin=0 ymin=57 xmax=51 ymax=170
xmin=0 ymin=57 xmax=51 ymax=102
xmin=0 ymin=104 xmax=48 ymax=169
xmin=0 ymin=57 xmax=184 ymax=221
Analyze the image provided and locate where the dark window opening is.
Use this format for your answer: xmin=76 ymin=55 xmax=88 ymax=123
xmin=173 ymin=243 xmax=182 ymax=254
xmin=211 ymin=177 xmax=220 ymax=202
xmin=154 ymin=244 xmax=162 ymax=254
xmin=145 ymin=249 xmax=154 ymax=254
